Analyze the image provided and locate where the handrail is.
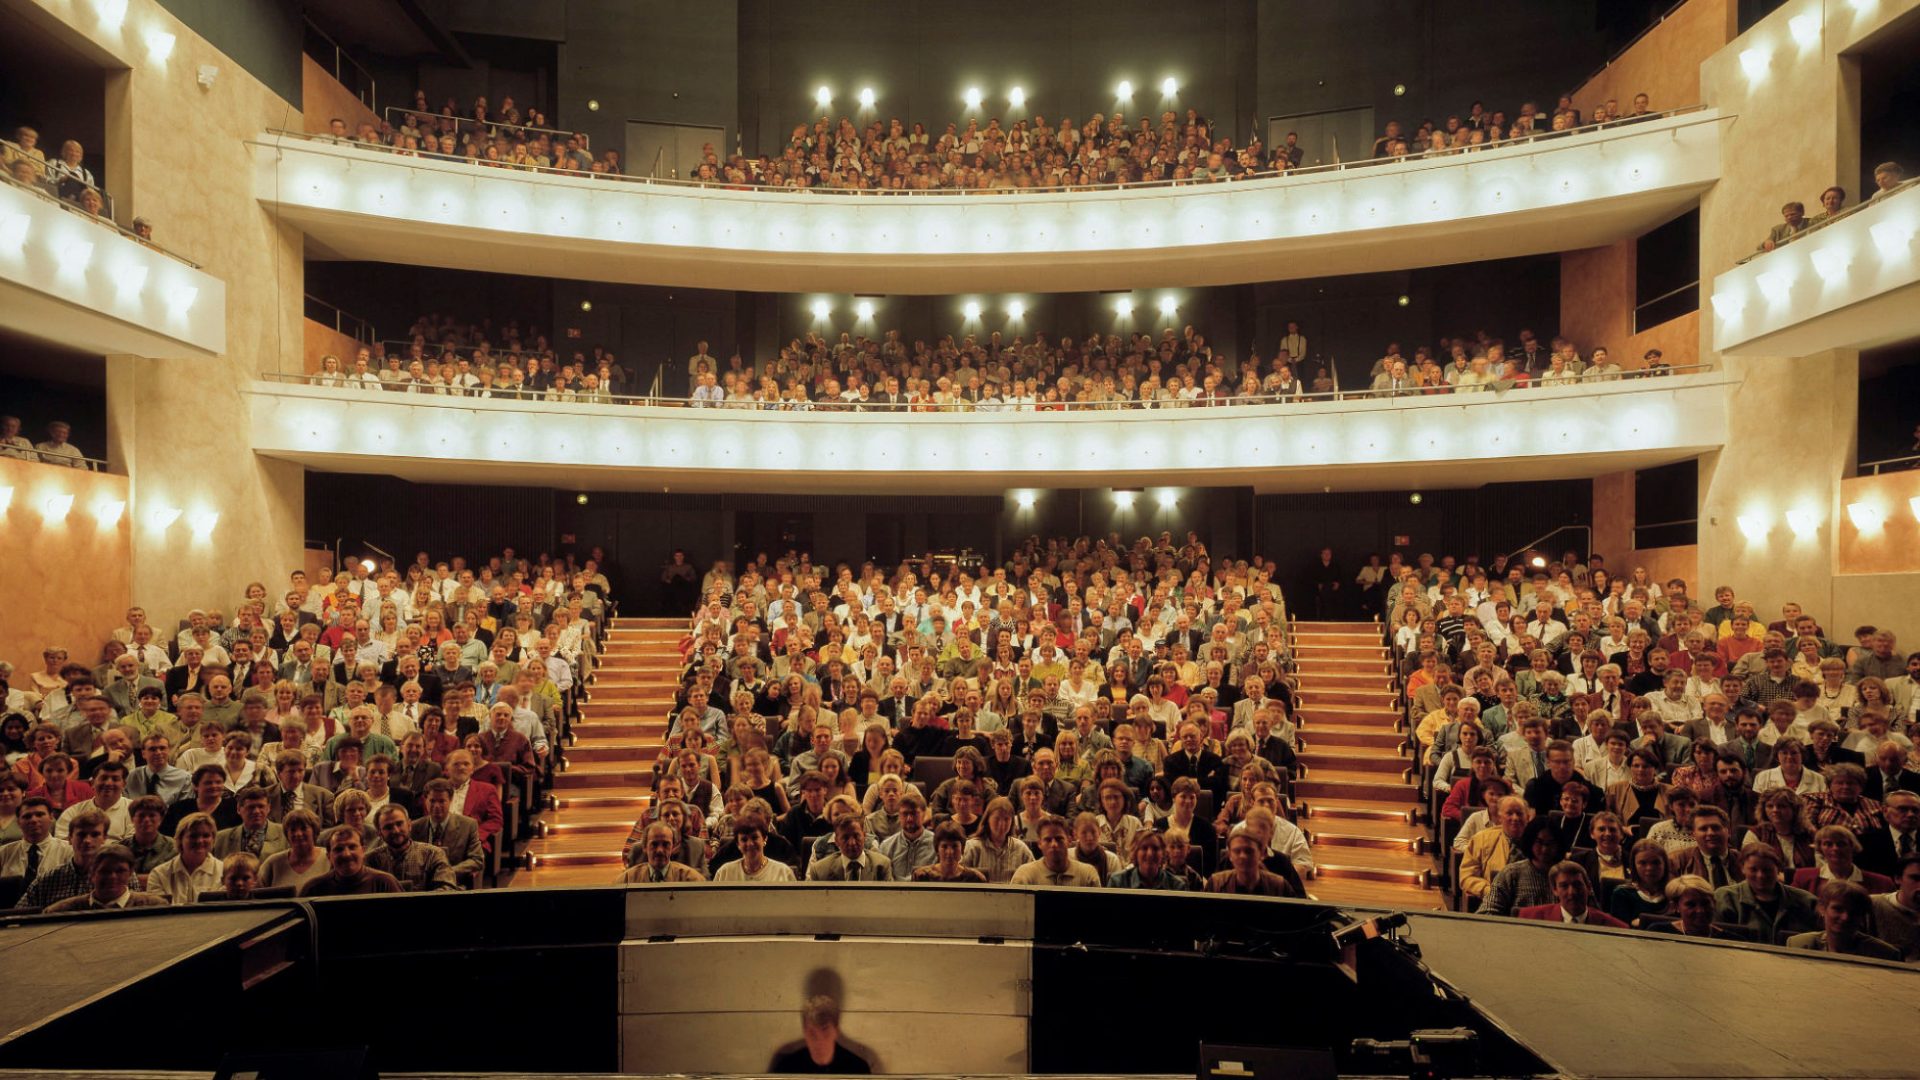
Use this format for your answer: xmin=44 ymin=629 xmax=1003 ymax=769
xmin=384 ymin=107 xmax=591 ymax=152
xmin=1859 ymin=452 xmax=1920 ymax=476
xmin=0 ymin=156 xmax=200 ymax=268
xmin=1 ymin=447 xmax=110 ymax=472
xmin=259 ymin=104 xmax=1712 ymax=199
xmin=305 ymin=18 xmax=376 ymax=111
xmin=1500 ymin=525 xmax=1594 ymax=567
xmin=259 ymin=364 xmax=1716 ymax=412
xmin=1737 ymin=176 xmax=1920 ymax=263
xmin=304 ymin=294 xmax=377 ymax=345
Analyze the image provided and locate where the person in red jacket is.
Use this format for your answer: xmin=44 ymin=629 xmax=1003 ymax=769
xmin=1518 ymin=861 xmax=1630 ymax=927
xmin=443 ymin=749 xmax=503 ymax=849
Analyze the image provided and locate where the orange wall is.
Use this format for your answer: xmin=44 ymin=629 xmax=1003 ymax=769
xmin=0 ymin=458 xmax=131 ymax=677
xmin=303 ymin=316 xmax=363 ymax=376
xmin=1838 ymin=470 xmax=1920 ymax=575
xmin=1572 ymin=0 xmax=1734 ymax=117
xmin=1593 ymin=468 xmax=1698 ymax=594
xmin=1626 ymin=545 xmax=1699 ymax=595
xmin=1561 ymin=243 xmax=1702 ymax=370
xmin=301 ymin=54 xmax=380 ymax=136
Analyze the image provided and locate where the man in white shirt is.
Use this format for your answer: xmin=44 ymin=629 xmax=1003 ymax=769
xmin=711 ymin=818 xmax=795 ymax=882
xmin=1525 ymin=599 xmax=1568 ymax=651
xmin=0 ymin=797 xmax=73 ymax=883
xmin=57 ymin=760 xmax=133 ymax=841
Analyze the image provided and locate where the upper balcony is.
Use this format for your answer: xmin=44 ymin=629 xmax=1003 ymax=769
xmin=253 ymin=109 xmax=1723 ymax=295
xmin=0 ymin=173 xmax=226 ymax=359
xmin=246 ymin=369 xmax=1733 ymax=495
xmin=1710 ymin=180 xmax=1920 ymax=357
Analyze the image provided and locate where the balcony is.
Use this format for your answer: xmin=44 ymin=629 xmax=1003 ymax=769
xmin=253 ymin=110 xmax=1723 ymax=294
xmin=1711 ymin=181 xmax=1920 ymax=357
xmin=247 ymin=370 xmax=1733 ymax=494
xmin=0 ymin=176 xmax=226 ymax=359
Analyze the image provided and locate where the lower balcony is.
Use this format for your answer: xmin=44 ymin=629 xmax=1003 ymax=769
xmin=248 ymin=371 xmax=1734 ymax=494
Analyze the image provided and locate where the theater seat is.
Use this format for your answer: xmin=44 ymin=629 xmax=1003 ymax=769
xmin=910 ymin=756 xmax=956 ymax=788
xmin=0 ymin=875 xmax=24 ymax=909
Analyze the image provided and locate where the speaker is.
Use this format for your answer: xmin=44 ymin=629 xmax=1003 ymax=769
xmin=215 ymin=1046 xmax=375 ymax=1080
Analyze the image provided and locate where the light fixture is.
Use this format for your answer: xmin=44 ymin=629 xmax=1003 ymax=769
xmin=0 ymin=212 xmax=29 ymax=250
xmin=576 ymin=493 xmax=590 ymax=505
xmin=811 ymin=299 xmax=831 ymax=319
xmin=859 ymin=87 xmax=875 ymax=108
xmin=1113 ymin=490 xmax=1137 ymax=509
xmin=94 ymin=0 xmax=127 ymax=29
xmin=1869 ymin=219 xmax=1915 ymax=258
xmin=1408 ymin=492 xmax=1423 ymax=505
xmin=1788 ymin=13 xmax=1820 ymax=46
xmin=964 ymin=86 xmax=983 ymax=109
xmin=361 ymin=558 xmax=378 ymax=573
xmin=1115 ymin=80 xmax=1134 ymax=99
xmin=1709 ymin=292 xmax=1746 ymax=320
xmin=94 ymin=498 xmax=126 ymax=527
xmin=1396 ymin=294 xmax=1410 ymax=307
xmin=0 ymin=485 xmax=11 ymax=513
xmin=114 ymin=262 xmax=148 ymax=300
xmin=1393 ymin=83 xmax=1407 ymax=96
xmin=856 ymin=299 xmax=874 ymax=320
xmin=578 ymin=299 xmax=592 ymax=312
xmin=1115 ymin=297 xmax=1134 ymax=316
xmin=1157 ymin=296 xmax=1177 ymax=317
xmin=41 ymin=493 xmax=74 ymax=522
xmin=1015 ymin=492 xmax=1036 ymax=510
xmin=815 ymin=85 xmax=832 ymax=108
xmin=587 ymin=99 xmax=600 ymax=111
xmin=1156 ymin=490 xmax=1179 ymax=510
xmin=58 ymin=239 xmax=94 ymax=278
xmin=1910 ymin=496 xmax=1920 ymax=523
xmin=1739 ymin=48 xmax=1771 ymax=82
xmin=1846 ymin=502 xmax=1884 ymax=531
xmin=188 ymin=509 xmax=220 ymax=536
xmin=963 ymin=301 xmax=982 ymax=320
xmin=1008 ymin=86 xmax=1026 ymax=108
xmin=1755 ymin=269 xmax=1794 ymax=303
xmin=145 ymin=28 xmax=175 ymax=62
xmin=1737 ymin=513 xmax=1770 ymax=542
xmin=164 ymin=283 xmax=198 ymax=315
xmin=1161 ymin=76 xmax=1178 ymax=96
xmin=1809 ymin=246 xmax=1851 ymax=281
xmin=148 ymin=505 xmax=182 ymax=530
xmin=1785 ymin=507 xmax=1818 ymax=536
xmin=1529 ymin=554 xmax=1548 ymax=569
xmin=1007 ymin=300 xmax=1026 ymax=319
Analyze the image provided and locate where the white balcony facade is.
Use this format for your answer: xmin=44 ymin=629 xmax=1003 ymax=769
xmin=0 ymin=180 xmax=226 ymax=359
xmin=254 ymin=111 xmax=1723 ymax=294
xmin=1711 ymin=183 xmax=1920 ymax=357
xmin=248 ymin=372 xmax=1733 ymax=495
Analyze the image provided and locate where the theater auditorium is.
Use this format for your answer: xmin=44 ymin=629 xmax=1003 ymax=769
xmin=1 ymin=0 xmax=1918 ymax=1077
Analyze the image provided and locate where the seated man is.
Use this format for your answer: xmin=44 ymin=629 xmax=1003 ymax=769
xmin=768 ymin=995 xmax=870 ymax=1075
xmin=1784 ymin=880 xmax=1902 ymax=960
xmin=213 ymin=786 xmax=287 ymax=860
xmin=412 ymin=778 xmax=486 ymax=882
xmin=616 ymin=821 xmax=706 ymax=883
xmin=44 ymin=844 xmax=168 ymax=913
xmin=1010 ymin=814 xmax=1101 ymax=887
xmin=299 ymin=824 xmax=403 ymax=896
xmin=806 ymin=816 xmax=892 ymax=881
xmin=366 ymin=804 xmax=456 ymax=890
xmin=1517 ymin=861 xmax=1628 ymax=927
xmin=1207 ymin=830 xmax=1296 ymax=896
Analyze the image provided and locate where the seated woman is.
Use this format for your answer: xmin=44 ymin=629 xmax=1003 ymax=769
xmin=1791 ymin=825 xmax=1895 ymax=895
xmin=1608 ymin=838 xmax=1676 ymax=927
xmin=1646 ymin=874 xmax=1740 ymax=938
xmin=911 ymin=821 xmax=987 ymax=882
xmin=1784 ymin=880 xmax=1903 ymax=960
xmin=1741 ymin=788 xmax=1818 ymax=874
xmin=929 ymin=747 xmax=998 ymax=816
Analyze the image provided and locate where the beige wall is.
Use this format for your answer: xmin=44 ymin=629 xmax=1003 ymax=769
xmin=1837 ymin=470 xmax=1920 ymax=576
xmin=301 ymin=54 xmax=379 ymax=136
xmin=1572 ymin=0 xmax=1734 ymax=117
xmin=22 ymin=0 xmax=308 ymax=644
xmin=1591 ymin=470 xmax=1698 ymax=596
xmin=0 ymin=458 xmax=131 ymax=673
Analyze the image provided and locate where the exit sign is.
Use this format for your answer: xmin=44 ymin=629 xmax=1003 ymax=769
xmin=1394 ymin=535 xmax=1411 ymax=546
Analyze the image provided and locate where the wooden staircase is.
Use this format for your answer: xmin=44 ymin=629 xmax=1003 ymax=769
xmin=511 ymin=617 xmax=680 ymax=887
xmin=1289 ymin=620 xmax=1439 ymax=910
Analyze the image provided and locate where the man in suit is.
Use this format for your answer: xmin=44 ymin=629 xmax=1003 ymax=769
xmin=616 ymin=821 xmax=706 ymax=883
xmin=1162 ymin=722 xmax=1228 ymax=805
xmin=444 ymin=750 xmax=504 ymax=850
xmin=214 ymin=786 xmax=288 ymax=859
xmin=1717 ymin=707 xmax=1774 ymax=774
xmin=393 ymin=736 xmax=443 ymax=797
xmin=1678 ymin=692 xmax=1736 ymax=746
xmin=1857 ymin=790 xmax=1920 ymax=878
xmin=1459 ymin=796 xmax=1530 ymax=902
xmin=1518 ymin=861 xmax=1630 ymax=927
xmin=266 ymin=751 xmax=335 ymax=826
xmin=805 ymin=817 xmax=893 ymax=881
xmin=367 ymin=804 xmax=457 ymax=890
xmin=1522 ymin=741 xmax=1591 ymax=816
xmin=876 ymin=676 xmax=917 ymax=729
xmin=414 ymin=778 xmax=487 ymax=882
xmin=476 ymin=703 xmax=537 ymax=783
xmin=101 ymin=654 xmax=164 ymax=718
xmin=1864 ymin=742 xmax=1920 ymax=802
xmin=1667 ymin=805 xmax=1739 ymax=889
xmin=1583 ymin=664 xmax=1629 ymax=721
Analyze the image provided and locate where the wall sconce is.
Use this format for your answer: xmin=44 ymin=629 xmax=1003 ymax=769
xmin=855 ymin=300 xmax=874 ymax=320
xmin=1007 ymin=300 xmax=1026 ymax=319
xmin=1709 ymin=292 xmax=1745 ymax=320
xmin=0 ymin=212 xmax=28 ymax=251
xmin=1015 ymin=492 xmax=1036 ymax=510
xmin=963 ymin=87 xmax=983 ymax=110
xmin=1787 ymin=13 xmax=1820 ymax=48
xmin=1737 ymin=514 xmax=1770 ymax=542
xmin=1115 ymin=80 xmax=1134 ymax=99
xmin=42 ymin=493 xmax=74 ymax=522
xmin=858 ymin=87 xmax=875 ymax=108
xmin=148 ymin=505 xmax=182 ymax=530
xmin=1910 ymin=496 xmax=1920 ymax=523
xmin=1158 ymin=296 xmax=1178 ymax=317
xmin=1809 ymin=246 xmax=1851 ymax=281
xmin=1784 ymin=507 xmax=1818 ymax=536
xmin=1845 ymin=501 xmax=1882 ymax=530
xmin=1156 ymin=490 xmax=1179 ymax=510
xmin=1114 ymin=297 xmax=1134 ymax=316
xmin=188 ymin=509 xmax=220 ymax=536
xmin=0 ymin=485 xmax=11 ymax=514
xmin=962 ymin=301 xmax=981 ymax=320
xmin=810 ymin=299 xmax=830 ymax=320
xmin=146 ymin=28 xmax=176 ymax=62
xmin=1113 ymin=490 xmax=1137 ymax=509
xmin=1008 ymin=87 xmax=1026 ymax=108
xmin=94 ymin=0 xmax=128 ymax=30
xmin=94 ymin=498 xmax=126 ymax=528
xmin=1738 ymin=48 xmax=1771 ymax=82
xmin=1869 ymin=219 xmax=1915 ymax=258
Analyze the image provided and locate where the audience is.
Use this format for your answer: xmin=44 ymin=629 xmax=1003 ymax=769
xmin=1756 ymin=161 xmax=1912 ymax=253
xmin=0 ymin=416 xmax=90 ymax=467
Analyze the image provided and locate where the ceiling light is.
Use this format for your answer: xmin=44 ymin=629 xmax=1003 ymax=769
xmin=1115 ymin=297 xmax=1134 ymax=316
xmin=811 ymin=299 xmax=830 ymax=319
xmin=1737 ymin=514 xmax=1769 ymax=542
xmin=858 ymin=87 xmax=875 ymax=108
xmin=964 ymin=86 xmax=983 ymax=109
xmin=1008 ymin=87 xmax=1026 ymax=108
xmin=963 ymin=301 xmax=982 ymax=319
xmin=856 ymin=300 xmax=874 ymax=320
xmin=1161 ymin=77 xmax=1178 ymax=96
xmin=1158 ymin=296 xmax=1177 ymax=317
xmin=1007 ymin=300 xmax=1025 ymax=319
xmin=1785 ymin=508 xmax=1817 ymax=536
xmin=145 ymin=29 xmax=175 ymax=62
xmin=1846 ymin=502 xmax=1884 ymax=530
xmin=1739 ymin=48 xmax=1770 ymax=82
xmin=41 ymin=493 xmax=73 ymax=522
xmin=1116 ymin=80 xmax=1133 ymax=99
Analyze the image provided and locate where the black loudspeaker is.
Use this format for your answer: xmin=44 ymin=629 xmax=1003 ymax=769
xmin=215 ymin=1047 xmax=375 ymax=1080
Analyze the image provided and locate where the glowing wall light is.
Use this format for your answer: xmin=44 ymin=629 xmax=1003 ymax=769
xmin=1114 ymin=297 xmax=1134 ymax=316
xmin=962 ymin=301 xmax=982 ymax=320
xmin=1008 ymin=87 xmax=1025 ymax=108
xmin=1910 ymin=495 xmax=1920 ymax=523
xmin=964 ymin=87 xmax=983 ymax=110
xmin=0 ymin=212 xmax=28 ymax=251
xmin=855 ymin=299 xmax=874 ymax=320
xmin=188 ymin=509 xmax=220 ymax=537
xmin=1869 ymin=218 xmax=1915 ymax=258
xmin=1808 ymin=245 xmax=1851 ymax=281
xmin=0 ymin=485 xmax=10 ymax=513
xmin=1015 ymin=491 xmax=1036 ymax=510
xmin=814 ymin=86 xmax=832 ymax=108
xmin=858 ymin=87 xmax=875 ymax=108
xmin=145 ymin=28 xmax=176 ymax=62
xmin=1755 ymin=269 xmax=1794 ymax=304
xmin=41 ymin=493 xmax=74 ymax=522
xmin=94 ymin=0 xmax=127 ymax=30
xmin=1846 ymin=501 xmax=1884 ymax=531
xmin=1785 ymin=507 xmax=1818 ymax=536
xmin=1113 ymin=490 xmax=1137 ymax=509
xmin=1709 ymin=292 xmax=1746 ymax=320
xmin=1737 ymin=513 xmax=1770 ymax=542
xmin=1156 ymin=490 xmax=1179 ymax=509
xmin=1788 ymin=13 xmax=1820 ymax=47
xmin=94 ymin=498 xmax=126 ymax=528
xmin=114 ymin=261 xmax=148 ymax=301
xmin=165 ymin=283 xmax=198 ymax=316
xmin=57 ymin=239 xmax=94 ymax=278
xmin=1160 ymin=77 xmax=1178 ymax=96
xmin=1115 ymin=80 xmax=1134 ymax=99
xmin=1158 ymin=295 xmax=1178 ymax=317
xmin=810 ymin=299 xmax=831 ymax=320
xmin=1738 ymin=48 xmax=1771 ymax=82
xmin=1006 ymin=300 xmax=1025 ymax=320
xmin=148 ymin=505 xmax=182 ymax=531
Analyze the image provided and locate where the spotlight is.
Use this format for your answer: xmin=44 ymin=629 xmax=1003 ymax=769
xmin=576 ymin=493 xmax=590 ymax=505
xmin=42 ymin=493 xmax=74 ymax=522
xmin=856 ymin=300 xmax=875 ymax=320
xmin=1008 ymin=86 xmax=1026 ymax=108
xmin=1116 ymin=80 xmax=1134 ymax=99
xmin=1408 ymin=492 xmax=1423 ymax=505
xmin=579 ymin=299 xmax=592 ymax=312
xmin=1007 ymin=300 xmax=1026 ymax=319
xmin=1529 ymin=555 xmax=1547 ymax=569
xmin=1115 ymin=297 xmax=1134 ymax=316
xmin=1158 ymin=296 xmax=1177 ymax=317
xmin=859 ymin=87 xmax=875 ymax=108
xmin=815 ymin=85 xmax=832 ymax=108
xmin=1396 ymin=294 xmax=1410 ymax=307
xmin=811 ymin=299 xmax=831 ymax=319
xmin=963 ymin=301 xmax=982 ymax=320
xmin=964 ymin=86 xmax=983 ymax=109
xmin=1161 ymin=77 xmax=1178 ymax=96
xmin=1015 ymin=492 xmax=1036 ymax=510
xmin=1846 ymin=502 xmax=1883 ymax=531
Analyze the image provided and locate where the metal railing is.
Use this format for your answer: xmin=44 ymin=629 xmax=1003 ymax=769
xmin=0 ymin=446 xmax=109 ymax=472
xmin=261 ymin=104 xmax=1711 ymax=199
xmin=385 ymin=107 xmax=591 ymax=152
xmin=304 ymin=295 xmax=378 ymax=345
xmin=260 ymin=363 xmax=1713 ymax=411
xmin=304 ymin=19 xmax=376 ymax=111
xmin=1860 ymin=452 xmax=1920 ymax=476
xmin=1738 ymin=176 xmax=1919 ymax=263
xmin=2 ymin=138 xmax=115 ymax=219
xmin=0 ymin=154 xmax=198 ymax=268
